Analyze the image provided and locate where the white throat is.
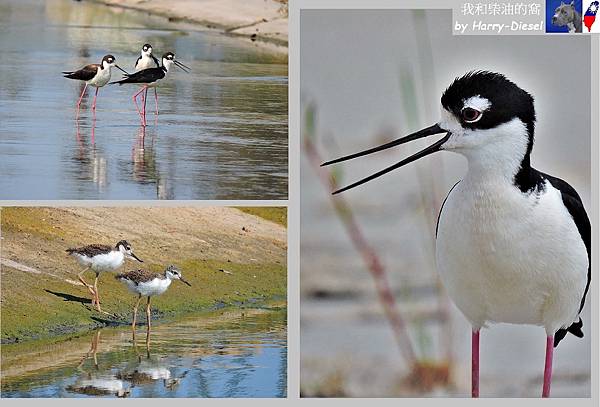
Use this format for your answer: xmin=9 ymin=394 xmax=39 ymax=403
xmin=442 ymin=117 xmax=530 ymax=185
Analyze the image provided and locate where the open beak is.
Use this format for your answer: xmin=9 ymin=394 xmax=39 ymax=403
xmin=321 ymin=123 xmax=450 ymax=194
xmin=115 ymin=65 xmax=129 ymax=75
xmin=174 ymin=60 xmax=191 ymax=73
xmin=130 ymin=252 xmax=143 ymax=263
xmin=180 ymin=277 xmax=192 ymax=286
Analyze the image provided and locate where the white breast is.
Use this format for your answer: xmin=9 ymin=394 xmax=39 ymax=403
xmin=126 ymin=277 xmax=172 ymax=297
xmin=436 ymin=178 xmax=588 ymax=334
xmin=135 ymin=55 xmax=156 ymax=72
xmin=89 ymin=67 xmax=111 ymax=87
xmin=75 ymin=251 xmax=125 ymax=272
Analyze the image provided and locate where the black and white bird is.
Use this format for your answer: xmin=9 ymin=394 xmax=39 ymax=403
xmin=322 ymin=71 xmax=590 ymax=398
xmin=134 ymin=43 xmax=160 ymax=118
xmin=67 ymin=240 xmax=143 ymax=313
xmin=63 ymin=55 xmax=128 ymax=119
xmin=116 ymin=265 xmax=191 ymax=338
xmin=112 ymin=51 xmax=190 ymax=126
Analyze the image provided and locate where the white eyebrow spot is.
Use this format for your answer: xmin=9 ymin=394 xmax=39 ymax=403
xmin=463 ymin=95 xmax=491 ymax=111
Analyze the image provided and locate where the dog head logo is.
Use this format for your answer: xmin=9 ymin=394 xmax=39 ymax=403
xmin=552 ymin=1 xmax=583 ymax=32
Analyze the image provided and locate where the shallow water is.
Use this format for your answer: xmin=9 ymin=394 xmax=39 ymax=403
xmin=0 ymin=0 xmax=288 ymax=200
xmin=1 ymin=309 xmax=287 ymax=398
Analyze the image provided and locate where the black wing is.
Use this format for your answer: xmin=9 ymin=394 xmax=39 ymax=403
xmin=151 ymin=54 xmax=160 ymax=68
xmin=110 ymin=67 xmax=165 ymax=85
xmin=63 ymin=64 xmax=99 ymax=81
xmin=541 ymin=171 xmax=591 ymax=347
xmin=436 ymin=181 xmax=460 ymax=238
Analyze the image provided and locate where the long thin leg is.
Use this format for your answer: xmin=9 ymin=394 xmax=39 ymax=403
xmin=93 ymin=273 xmax=101 ymax=312
xmin=92 ymin=88 xmax=100 ymax=121
xmin=472 ymin=329 xmax=480 ymax=398
xmin=133 ymin=89 xmax=143 ymax=119
xmin=77 ymin=267 xmax=96 ymax=305
xmin=76 ymin=83 xmax=88 ymax=119
xmin=132 ymin=294 xmax=142 ymax=340
xmin=542 ymin=335 xmax=554 ymax=398
xmin=154 ymin=88 xmax=159 ymax=116
xmin=142 ymin=88 xmax=148 ymax=126
xmin=133 ymin=86 xmax=147 ymax=125
xmin=145 ymin=297 xmax=152 ymax=345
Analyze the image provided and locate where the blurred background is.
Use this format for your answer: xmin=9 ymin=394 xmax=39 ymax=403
xmin=300 ymin=10 xmax=591 ymax=397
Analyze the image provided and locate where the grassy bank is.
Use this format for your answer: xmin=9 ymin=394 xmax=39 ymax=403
xmin=0 ymin=207 xmax=287 ymax=344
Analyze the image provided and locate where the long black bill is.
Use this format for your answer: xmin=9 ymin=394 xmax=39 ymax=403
xmin=174 ymin=60 xmax=191 ymax=73
xmin=322 ymin=123 xmax=449 ymax=195
xmin=322 ymin=123 xmax=444 ymax=166
xmin=115 ymin=65 xmax=129 ymax=75
xmin=180 ymin=277 xmax=192 ymax=287
xmin=130 ymin=252 xmax=144 ymax=263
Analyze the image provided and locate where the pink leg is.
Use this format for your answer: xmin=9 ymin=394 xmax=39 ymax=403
xmin=472 ymin=329 xmax=480 ymax=398
xmin=76 ymin=83 xmax=88 ymax=119
xmin=142 ymin=88 xmax=148 ymax=126
xmin=542 ymin=335 xmax=554 ymax=398
xmin=132 ymin=87 xmax=147 ymax=125
xmin=91 ymin=87 xmax=99 ymax=121
xmin=154 ymin=88 xmax=159 ymax=115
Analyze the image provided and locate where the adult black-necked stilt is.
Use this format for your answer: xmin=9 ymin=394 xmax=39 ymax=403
xmin=112 ymin=52 xmax=190 ymax=126
xmin=116 ymin=265 xmax=191 ymax=338
xmin=67 ymin=240 xmax=143 ymax=313
xmin=63 ymin=55 xmax=128 ymax=119
xmin=322 ymin=71 xmax=590 ymax=398
xmin=134 ymin=44 xmax=161 ymax=117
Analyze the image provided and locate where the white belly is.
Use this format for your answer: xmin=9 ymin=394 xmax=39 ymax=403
xmin=135 ymin=57 xmax=157 ymax=72
xmin=436 ymin=179 xmax=587 ymax=334
xmin=73 ymin=251 xmax=125 ymax=273
xmin=88 ymin=67 xmax=111 ymax=87
xmin=125 ymin=278 xmax=171 ymax=297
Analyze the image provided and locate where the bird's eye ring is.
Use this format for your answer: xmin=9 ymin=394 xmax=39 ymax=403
xmin=461 ymin=107 xmax=482 ymax=123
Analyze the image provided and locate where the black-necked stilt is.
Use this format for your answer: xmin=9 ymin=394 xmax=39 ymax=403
xmin=67 ymin=240 xmax=143 ymax=313
xmin=63 ymin=55 xmax=128 ymax=119
xmin=322 ymin=71 xmax=590 ymax=398
xmin=116 ymin=265 xmax=191 ymax=337
xmin=112 ymin=52 xmax=190 ymax=126
xmin=134 ymin=44 xmax=161 ymax=117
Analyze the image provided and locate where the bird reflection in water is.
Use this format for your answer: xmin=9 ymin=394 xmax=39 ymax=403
xmin=66 ymin=329 xmax=187 ymax=397
xmin=67 ymin=330 xmax=130 ymax=398
xmin=130 ymin=126 xmax=173 ymax=199
xmin=73 ymin=120 xmax=108 ymax=193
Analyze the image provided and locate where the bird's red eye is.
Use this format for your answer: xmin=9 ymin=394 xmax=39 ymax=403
xmin=461 ymin=107 xmax=482 ymax=123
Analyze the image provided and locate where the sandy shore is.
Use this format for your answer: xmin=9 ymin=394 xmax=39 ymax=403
xmin=90 ymin=0 xmax=288 ymax=49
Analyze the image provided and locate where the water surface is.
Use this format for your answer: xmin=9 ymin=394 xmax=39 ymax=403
xmin=0 ymin=0 xmax=288 ymax=200
xmin=1 ymin=309 xmax=287 ymax=398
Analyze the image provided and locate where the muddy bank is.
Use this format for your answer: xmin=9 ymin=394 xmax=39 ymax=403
xmin=89 ymin=0 xmax=288 ymax=52
xmin=0 ymin=207 xmax=287 ymax=344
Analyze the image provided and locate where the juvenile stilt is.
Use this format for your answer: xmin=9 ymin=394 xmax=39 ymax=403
xmin=116 ymin=265 xmax=191 ymax=344
xmin=472 ymin=330 xmax=480 ymax=398
xmin=542 ymin=335 xmax=554 ymax=398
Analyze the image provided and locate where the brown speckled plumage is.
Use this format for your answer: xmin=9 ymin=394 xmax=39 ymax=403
xmin=116 ymin=269 xmax=163 ymax=285
xmin=66 ymin=244 xmax=113 ymax=258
